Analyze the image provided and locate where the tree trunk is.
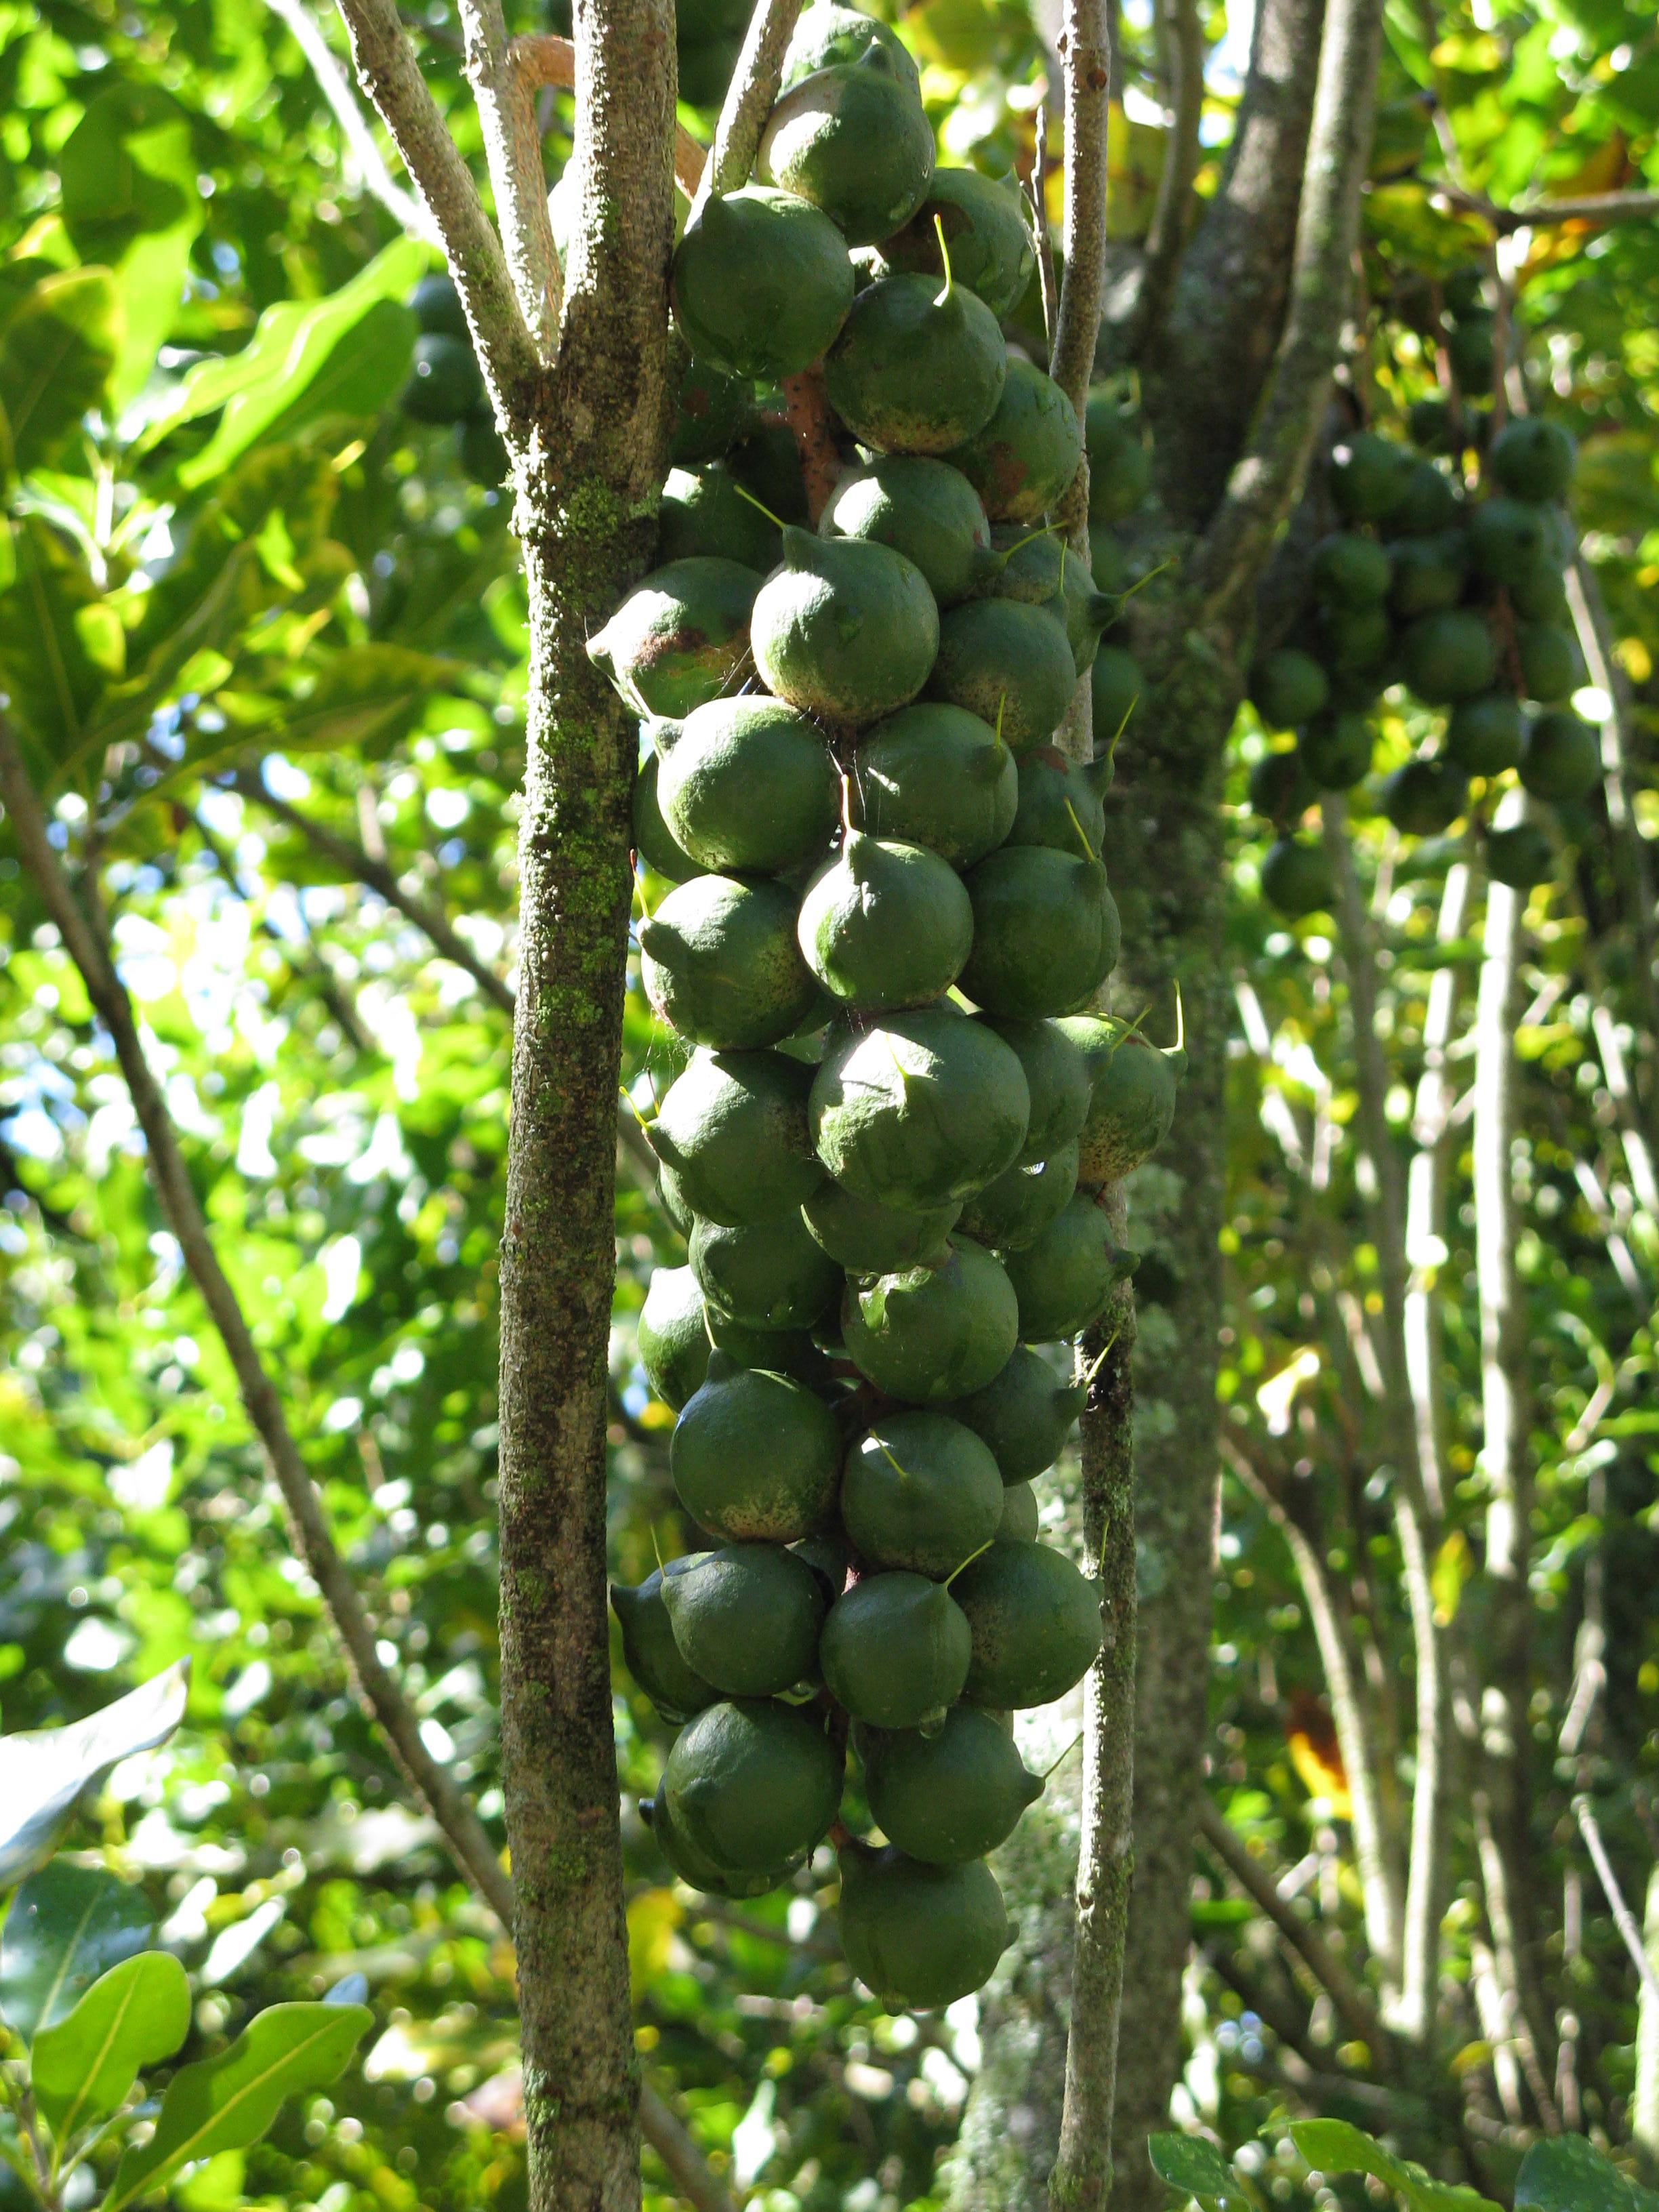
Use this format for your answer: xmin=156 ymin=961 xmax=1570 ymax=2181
xmin=494 ymin=3 xmax=678 ymax=2203
xmin=1097 ymin=628 xmax=1233 ymax=2210
xmin=945 ymin=608 xmax=1235 ymax=2211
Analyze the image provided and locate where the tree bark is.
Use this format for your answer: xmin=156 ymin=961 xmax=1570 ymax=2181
xmin=492 ymin=0 xmax=678 ymax=2204
xmin=1144 ymin=0 xmax=1324 ymax=516
xmin=1097 ymin=629 xmax=1233 ymax=2210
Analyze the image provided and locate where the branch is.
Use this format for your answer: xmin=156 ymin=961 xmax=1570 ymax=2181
xmin=779 ymin=371 xmax=843 ymax=524
xmin=186 ymin=797 xmax=377 ymax=1057
xmin=1317 ymin=802 xmax=1450 ymax=2043
xmin=1431 ymin=180 xmax=1659 ymax=234
xmin=638 ymin=2083 xmax=739 ymax=2212
xmin=1128 ymin=0 xmax=1204 ymax=360
xmin=1196 ymin=1797 xmax=1385 ymax=2053
xmin=1471 ymin=795 xmax=1559 ymax=2102
xmin=1220 ymin=1428 xmax=1404 ymax=1986
xmin=234 ymin=767 xmax=516 ymax=1019
xmin=1191 ymin=0 xmax=1385 ymax=623
xmin=1045 ymin=16 xmax=1126 ymax=2203
xmin=1403 ymin=859 xmax=1472 ymax=1519
xmin=1319 ymin=798 xmax=1414 ymax=1441
xmin=262 ymin=0 xmax=436 ymax=240
xmin=1574 ymin=1797 xmax=1659 ymax=2013
xmin=457 ymin=0 xmax=561 ymax=356
xmin=513 ymin=35 xmax=705 ymax=197
xmin=1050 ymin=1191 xmax=1137 ymax=2212
xmin=693 ymin=0 xmax=805 ymax=213
xmin=331 ymin=0 xmax=541 ymax=408
xmin=1048 ymin=0 xmax=1112 ymax=434
xmin=1565 ymin=551 xmax=1659 ymax=1062
xmin=1141 ymin=0 xmax=1323 ymax=515
xmin=0 ymin=716 xmax=515 ymax=1933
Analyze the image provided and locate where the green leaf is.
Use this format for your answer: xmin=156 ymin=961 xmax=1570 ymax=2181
xmin=140 ymin=238 xmax=425 ymax=489
xmin=1290 ymin=2121 xmax=1500 ymax=2212
xmin=0 ymin=1864 xmax=154 ymax=2043
xmin=0 ymin=1663 xmax=189 ymax=1888
xmin=0 ymin=518 xmax=106 ymax=765
xmin=0 ymin=269 xmax=122 ymax=478
xmin=104 ymin=2001 xmax=373 ymax=2211
xmin=1515 ymin=2136 xmax=1659 ymax=2212
xmin=1149 ymin=2131 xmax=1245 ymax=2206
xmin=33 ymin=1950 xmax=192 ymax=2142
xmin=172 ymin=644 xmax=462 ymax=786
xmin=258 ymin=298 xmax=417 ymax=447
xmin=58 ymin=82 xmax=203 ymax=408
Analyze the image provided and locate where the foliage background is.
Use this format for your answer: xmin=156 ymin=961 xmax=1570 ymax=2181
xmin=1 ymin=0 xmax=1656 ymax=2204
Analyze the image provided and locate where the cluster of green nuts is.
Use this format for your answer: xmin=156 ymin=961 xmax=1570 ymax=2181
xmin=1246 ymin=361 xmax=1593 ymax=917
xmin=590 ymin=2 xmax=1181 ymax=2013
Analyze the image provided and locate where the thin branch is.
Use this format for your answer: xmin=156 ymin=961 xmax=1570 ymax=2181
xmin=1221 ymin=1429 xmax=1403 ymax=1986
xmin=1564 ymin=549 xmax=1659 ymax=1073
xmin=1318 ymin=801 xmax=1449 ymax=2043
xmin=693 ymin=0 xmax=805 ymax=213
xmin=1196 ymin=1797 xmax=1384 ymax=2052
xmin=235 ymin=768 xmax=517 ymax=1020
xmin=512 ymin=34 xmax=708 ymax=196
xmin=1029 ymin=107 xmax=1061 ymax=355
xmin=457 ymin=0 xmax=562 ymax=356
xmin=1130 ymin=0 xmax=1204 ymax=360
xmin=638 ymin=2083 xmax=738 ymax=2212
xmin=1404 ymin=859 xmax=1471 ymax=1519
xmin=262 ymin=0 xmax=436 ymax=239
xmin=186 ymin=798 xmax=377 ymax=1057
xmin=1044 ymin=13 xmax=1124 ymax=2203
xmin=1574 ymin=1797 xmax=1659 ymax=2012
xmin=1319 ymin=798 xmax=1412 ymax=1423
xmin=780 ymin=372 xmax=843 ymax=525
xmin=1431 ymin=181 xmax=1659 ymax=235
xmin=1191 ymin=0 xmax=1385 ymax=624
xmin=1048 ymin=0 xmax=1113 ymax=432
xmin=331 ymin=0 xmax=541 ymax=408
xmin=0 ymin=716 xmax=515 ymax=1932
xmin=1051 ymin=1196 xmax=1138 ymax=2212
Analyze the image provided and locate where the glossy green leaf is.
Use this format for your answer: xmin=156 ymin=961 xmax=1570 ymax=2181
xmin=1149 ymin=2131 xmax=1245 ymax=2206
xmin=104 ymin=2001 xmax=373 ymax=2211
xmin=33 ymin=1950 xmax=192 ymax=2141
xmin=1515 ymin=2136 xmax=1659 ymax=2212
xmin=0 ymin=1864 xmax=154 ymax=2042
xmin=139 ymin=238 xmax=425 ymax=488
xmin=0 ymin=1663 xmax=188 ymax=1889
xmin=258 ymin=298 xmax=417 ymax=446
xmin=58 ymin=82 xmax=203 ymax=407
xmin=0 ymin=518 xmax=106 ymax=765
xmin=0 ymin=270 xmax=122 ymax=478
xmin=1290 ymin=2121 xmax=1500 ymax=2211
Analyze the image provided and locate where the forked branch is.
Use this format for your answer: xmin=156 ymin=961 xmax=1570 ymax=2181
xmin=512 ymin=34 xmax=710 ymax=197
xmin=1193 ymin=0 xmax=1385 ymax=623
xmin=332 ymin=0 xmax=541 ymax=406
xmin=458 ymin=0 xmax=562 ymax=354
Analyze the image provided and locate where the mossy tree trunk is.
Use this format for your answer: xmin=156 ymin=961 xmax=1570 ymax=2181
xmin=943 ymin=615 xmax=1235 ymax=2212
xmin=494 ymin=10 xmax=678 ymax=2203
xmin=332 ymin=0 xmax=681 ymax=2205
